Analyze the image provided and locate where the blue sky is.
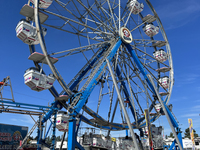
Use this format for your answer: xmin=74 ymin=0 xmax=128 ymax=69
xmin=0 ymin=0 xmax=200 ymax=139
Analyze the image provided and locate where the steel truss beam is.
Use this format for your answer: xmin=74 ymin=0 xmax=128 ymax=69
xmin=125 ymin=43 xmax=183 ymax=150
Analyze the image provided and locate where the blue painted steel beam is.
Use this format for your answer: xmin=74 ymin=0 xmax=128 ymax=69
xmin=64 ymin=44 xmax=110 ymax=94
xmin=51 ymin=111 xmax=57 ymax=150
xmin=115 ymin=65 xmax=137 ymax=121
xmin=0 ymin=100 xmax=51 ymax=110
xmin=125 ymin=44 xmax=156 ymax=94
xmin=125 ymin=43 xmax=179 ymax=127
xmin=71 ymin=39 xmax=122 ymax=116
xmin=67 ymin=118 xmax=77 ymax=150
xmin=42 ymin=101 xmax=62 ymax=123
xmin=178 ymin=132 xmax=183 ymax=148
xmin=37 ymin=116 xmax=43 ymax=150
xmin=41 ymin=44 xmax=111 ymax=123
xmin=75 ymin=116 xmax=82 ymax=137
xmin=83 ymin=106 xmax=106 ymax=122
xmin=44 ymin=122 xmax=52 ymax=139
xmin=75 ymin=141 xmax=85 ymax=150
xmin=125 ymin=43 xmax=182 ymax=149
xmin=169 ymin=140 xmax=176 ymax=150
xmin=80 ymin=114 xmax=121 ymax=130
xmin=162 ymin=102 xmax=179 ymax=128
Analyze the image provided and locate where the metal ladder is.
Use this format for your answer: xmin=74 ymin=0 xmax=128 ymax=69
xmin=168 ymin=106 xmax=179 ymax=124
xmin=16 ymin=121 xmax=38 ymax=150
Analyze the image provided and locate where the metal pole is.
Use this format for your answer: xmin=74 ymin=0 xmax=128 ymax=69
xmin=59 ymin=132 xmax=66 ymax=150
xmin=106 ymin=59 xmax=139 ymax=150
xmin=51 ymin=110 xmax=57 ymax=150
xmin=147 ymin=74 xmax=183 ymax=150
xmin=37 ymin=115 xmax=42 ymax=150
xmin=8 ymin=77 xmax=15 ymax=102
xmin=107 ymin=98 xmax=119 ymax=137
xmin=67 ymin=118 xmax=76 ymax=150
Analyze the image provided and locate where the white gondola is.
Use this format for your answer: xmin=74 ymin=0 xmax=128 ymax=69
xmin=52 ymin=112 xmax=80 ymax=132
xmin=16 ymin=19 xmax=47 ymax=45
xmin=153 ymin=49 xmax=168 ymax=62
xmin=127 ymin=0 xmax=144 ymax=14
xmin=143 ymin=23 xmax=159 ymax=37
xmin=105 ymin=139 xmax=112 ymax=149
xmin=93 ymin=137 xmax=105 ymax=147
xmin=119 ymin=139 xmax=135 ymax=150
xmin=142 ymin=125 xmax=163 ymax=150
xmin=82 ymin=133 xmax=93 ymax=146
xmin=155 ymin=103 xmax=161 ymax=113
xmin=54 ymin=113 xmax=69 ymax=132
xmin=159 ymin=76 xmax=169 ymax=89
xmin=30 ymin=0 xmax=53 ymax=9
xmin=142 ymin=126 xmax=148 ymax=136
xmin=24 ymin=67 xmax=55 ymax=92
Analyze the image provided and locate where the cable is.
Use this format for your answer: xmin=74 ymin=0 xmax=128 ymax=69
xmin=3 ymin=89 xmax=50 ymax=101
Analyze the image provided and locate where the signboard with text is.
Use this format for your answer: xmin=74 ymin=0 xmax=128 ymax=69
xmin=0 ymin=123 xmax=28 ymax=149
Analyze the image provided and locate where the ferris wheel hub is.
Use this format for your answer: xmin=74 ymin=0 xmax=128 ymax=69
xmin=119 ymin=27 xmax=133 ymax=44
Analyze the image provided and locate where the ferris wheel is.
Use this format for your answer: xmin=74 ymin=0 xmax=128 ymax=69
xmin=16 ymin=0 xmax=175 ymax=149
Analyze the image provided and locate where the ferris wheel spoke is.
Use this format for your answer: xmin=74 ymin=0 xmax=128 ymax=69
xmin=42 ymin=10 xmax=113 ymax=37
xmin=54 ymin=0 xmax=80 ymax=20
xmin=106 ymin=0 xmax=117 ymax=30
xmin=77 ymin=0 xmax=115 ymax=34
xmin=107 ymin=81 xmax=115 ymax=121
xmin=94 ymin=1 xmax=116 ymax=33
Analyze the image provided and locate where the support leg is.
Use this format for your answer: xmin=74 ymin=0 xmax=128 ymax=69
xmin=106 ymin=58 xmax=139 ymax=150
xmin=59 ymin=132 xmax=66 ymax=150
xmin=67 ymin=118 xmax=77 ymax=150
xmin=50 ymin=110 xmax=57 ymax=150
xmin=148 ymin=74 xmax=183 ymax=150
xmin=37 ymin=115 xmax=43 ymax=150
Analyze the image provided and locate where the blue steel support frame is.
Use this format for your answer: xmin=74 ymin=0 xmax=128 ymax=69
xmin=65 ymin=44 xmax=110 ymax=94
xmin=71 ymin=39 xmax=122 ymax=116
xmin=75 ymin=116 xmax=82 ymax=137
xmin=67 ymin=39 xmax=122 ymax=150
xmin=41 ymin=44 xmax=111 ymax=124
xmin=50 ymin=110 xmax=57 ymax=150
xmin=75 ymin=116 xmax=84 ymax=150
xmin=115 ymin=65 xmax=138 ymax=137
xmin=68 ymin=118 xmax=77 ymax=150
xmin=169 ymin=140 xmax=176 ymax=150
xmin=115 ymin=65 xmax=137 ymax=121
xmin=37 ymin=115 xmax=42 ymax=150
xmin=44 ymin=122 xmax=52 ymax=139
xmin=125 ymin=43 xmax=183 ymax=149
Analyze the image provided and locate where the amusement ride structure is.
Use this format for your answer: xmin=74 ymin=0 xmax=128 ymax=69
xmin=0 ymin=0 xmax=184 ymax=150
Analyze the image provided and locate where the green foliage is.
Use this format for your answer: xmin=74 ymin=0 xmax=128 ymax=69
xmin=168 ymin=132 xmax=174 ymax=138
xmin=56 ymin=135 xmax=61 ymax=141
xmin=184 ymin=128 xmax=199 ymax=139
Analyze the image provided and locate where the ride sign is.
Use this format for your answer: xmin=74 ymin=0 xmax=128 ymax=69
xmin=120 ymin=27 xmax=133 ymax=44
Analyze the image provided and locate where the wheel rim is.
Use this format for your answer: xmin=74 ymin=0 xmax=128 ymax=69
xmin=28 ymin=0 xmax=174 ymax=131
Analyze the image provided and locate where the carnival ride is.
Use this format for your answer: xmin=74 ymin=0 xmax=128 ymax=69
xmin=0 ymin=0 xmax=184 ymax=149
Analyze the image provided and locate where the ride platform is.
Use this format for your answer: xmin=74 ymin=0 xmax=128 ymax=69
xmin=28 ymin=52 xmax=58 ymax=64
xmin=20 ymin=4 xmax=48 ymax=24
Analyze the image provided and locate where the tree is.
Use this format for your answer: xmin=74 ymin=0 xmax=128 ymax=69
xmin=168 ymin=132 xmax=174 ymax=138
xmin=56 ymin=135 xmax=61 ymax=141
xmin=184 ymin=128 xmax=198 ymax=139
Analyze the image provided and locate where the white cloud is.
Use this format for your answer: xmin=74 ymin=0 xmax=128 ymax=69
xmin=180 ymin=113 xmax=199 ymax=118
xmin=156 ymin=0 xmax=200 ymax=30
